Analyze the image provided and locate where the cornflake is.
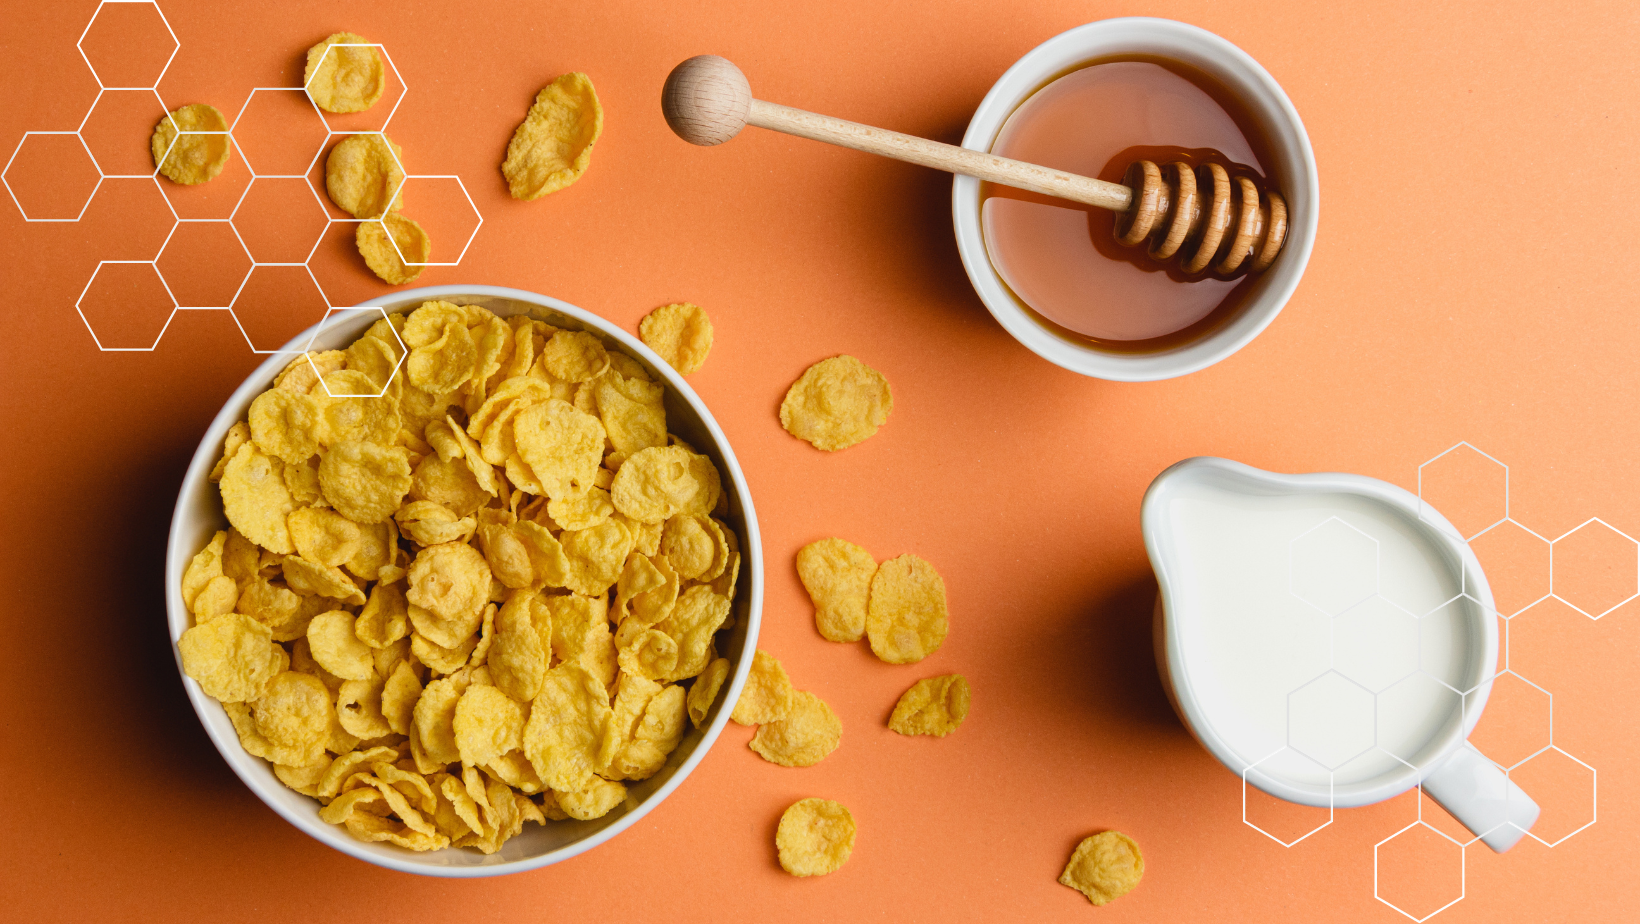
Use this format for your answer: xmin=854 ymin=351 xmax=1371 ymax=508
xmin=1059 ymin=831 xmax=1144 ymax=906
xmin=779 ymin=355 xmax=892 ymax=451
xmin=178 ymin=298 xmax=746 ymax=854
xmin=776 ymin=798 xmax=856 ymax=877
xmin=888 ymin=674 xmax=970 ymax=737
xmin=502 ymin=73 xmax=603 ymax=201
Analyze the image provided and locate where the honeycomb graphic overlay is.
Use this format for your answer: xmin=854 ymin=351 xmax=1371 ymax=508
xmin=4 ymin=1 xmax=482 ymax=362
xmin=1253 ymin=443 xmax=1608 ymax=921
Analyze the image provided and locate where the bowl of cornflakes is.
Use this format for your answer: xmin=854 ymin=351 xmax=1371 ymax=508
xmin=166 ymin=284 xmax=763 ymax=876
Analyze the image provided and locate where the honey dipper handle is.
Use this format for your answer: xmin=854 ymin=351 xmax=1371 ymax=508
xmin=747 ymin=100 xmax=1134 ymax=212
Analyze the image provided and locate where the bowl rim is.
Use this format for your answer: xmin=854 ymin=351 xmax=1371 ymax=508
xmin=165 ymin=284 xmax=764 ymax=877
xmin=951 ymin=16 xmax=1320 ymax=382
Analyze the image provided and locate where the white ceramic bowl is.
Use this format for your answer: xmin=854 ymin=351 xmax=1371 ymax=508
xmin=165 ymin=284 xmax=763 ymax=876
xmin=953 ymin=18 xmax=1319 ymax=381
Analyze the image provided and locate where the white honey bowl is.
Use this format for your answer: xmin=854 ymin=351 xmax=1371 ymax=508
xmin=165 ymin=285 xmax=763 ymax=876
xmin=952 ymin=18 xmax=1319 ymax=381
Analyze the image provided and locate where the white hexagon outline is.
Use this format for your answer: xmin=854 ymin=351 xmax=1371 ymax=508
xmin=1464 ymin=517 xmax=1554 ymax=618
xmin=76 ymin=0 xmax=179 ymax=91
xmin=230 ymin=87 xmax=331 ymax=178
xmin=383 ymin=174 xmax=484 ymax=266
xmin=1333 ymin=594 xmax=1422 ymax=693
xmin=1287 ymin=669 xmax=1378 ymax=771
xmin=155 ymin=218 xmax=255 ymax=308
xmin=2 ymin=132 xmax=103 ymax=221
xmin=229 ymin=174 xmax=334 ymax=266
xmin=303 ymin=42 xmax=408 ymax=133
xmin=1549 ymin=517 xmax=1640 ymax=619
xmin=76 ymin=86 xmax=172 ymax=178
xmin=227 ymin=263 xmax=333 ymax=354
xmin=1374 ymin=820 xmax=1467 ymax=922
xmin=1417 ymin=441 xmax=1509 ymax=542
xmin=1242 ymin=747 xmax=1334 ymax=847
xmin=299 ymin=306 xmax=408 ymax=398
xmin=1461 ymin=668 xmax=1553 ymax=772
xmin=1507 ymin=745 xmax=1597 ymax=848
xmin=76 ymin=259 xmax=178 ymax=351
xmin=1289 ymin=515 xmax=1380 ymax=616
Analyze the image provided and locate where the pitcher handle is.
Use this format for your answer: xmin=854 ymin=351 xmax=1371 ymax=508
xmin=1421 ymin=744 xmax=1540 ymax=852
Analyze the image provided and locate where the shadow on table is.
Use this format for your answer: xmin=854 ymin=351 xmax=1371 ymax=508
xmin=109 ymin=440 xmax=241 ymax=794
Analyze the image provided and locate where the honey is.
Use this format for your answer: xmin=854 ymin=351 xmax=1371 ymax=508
xmin=981 ymin=57 xmax=1277 ymax=351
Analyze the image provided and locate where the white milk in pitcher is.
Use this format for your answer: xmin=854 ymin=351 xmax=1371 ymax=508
xmin=1161 ymin=478 xmax=1489 ymax=796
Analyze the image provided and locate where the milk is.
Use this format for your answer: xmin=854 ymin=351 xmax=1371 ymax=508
xmin=1161 ymin=479 xmax=1485 ymax=794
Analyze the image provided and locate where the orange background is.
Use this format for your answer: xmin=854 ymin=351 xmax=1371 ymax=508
xmin=2 ymin=0 xmax=1637 ymax=921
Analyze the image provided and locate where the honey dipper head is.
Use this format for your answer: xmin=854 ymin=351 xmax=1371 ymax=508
xmin=662 ymin=55 xmax=752 ymax=146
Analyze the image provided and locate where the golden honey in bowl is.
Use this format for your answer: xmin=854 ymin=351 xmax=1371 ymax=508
xmin=981 ymin=57 xmax=1277 ymax=352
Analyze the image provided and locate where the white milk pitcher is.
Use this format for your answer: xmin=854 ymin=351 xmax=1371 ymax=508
xmin=1142 ymin=457 xmax=1539 ymax=851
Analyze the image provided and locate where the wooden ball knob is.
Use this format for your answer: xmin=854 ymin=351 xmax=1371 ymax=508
xmin=662 ymin=55 xmax=752 ymax=146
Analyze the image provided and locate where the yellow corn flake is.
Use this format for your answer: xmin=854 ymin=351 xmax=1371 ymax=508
xmin=336 ymin=675 xmax=392 ymax=739
xmin=502 ymin=73 xmax=603 ymax=201
xmin=315 ymin=370 xmax=400 ymax=442
xmin=192 ymin=574 xmax=239 ymax=622
xmin=406 ymin=541 xmax=491 ymax=641
xmin=779 ymin=355 xmax=893 ymax=452
xmin=562 ymin=519 xmax=633 ymax=597
xmin=595 ymin=370 xmax=667 ymax=457
xmin=687 ymin=657 xmax=729 ymax=728
xmin=352 ymin=580 xmax=409 ymax=650
xmin=181 ymin=530 xmax=227 ymax=613
xmin=413 ymin=628 xmax=478 ymax=675
xmin=304 ymin=32 xmax=385 ymax=113
xmin=606 ymin=684 xmax=686 ymax=781
xmin=381 ymin=659 xmax=422 ymax=735
xmin=411 ymin=454 xmax=490 ymax=518
xmin=358 ymin=214 xmax=430 ymax=287
xmin=485 ymin=749 xmax=546 ymax=795
xmin=512 ymin=399 xmax=605 ymax=495
xmin=318 ymin=440 xmax=412 ymax=524
xmin=889 ymin=674 xmax=970 ymax=737
xmin=638 ymin=303 xmax=713 ymax=375
xmin=540 ymin=330 xmax=610 ymax=383
xmin=221 ymin=444 xmax=296 ymax=554
xmin=651 ymin=585 xmax=730 ymax=682
xmin=178 ymin=612 xmax=280 ymax=703
xmin=797 ymin=537 xmax=877 ymax=643
xmin=555 ymin=778 xmax=626 ymax=820
xmin=544 ymin=593 xmax=616 ymax=687
xmin=1060 ymin=831 xmax=1145 ymax=906
xmin=547 ymin=484 xmax=613 ymax=531
xmin=151 ymin=103 xmax=231 ymax=185
xmin=210 ymin=421 xmax=250 ymax=481
xmin=453 ymin=684 xmax=526 ymax=767
xmin=274 ymin=755 xmax=331 ymax=797
xmin=305 ymin=609 xmax=374 ymax=681
xmin=749 ymin=690 xmax=841 ymax=768
xmin=407 ymin=317 xmax=476 ymax=395
xmin=247 ymin=388 xmax=320 ymax=464
xmin=660 ymin=515 xmax=717 ymax=581
xmin=609 ymin=445 xmax=722 ymax=524
xmin=287 ymin=506 xmax=361 ymax=567
xmin=710 ymin=522 xmax=742 ymax=597
xmin=776 ymin=798 xmax=856 ymax=877
xmin=325 ymin=133 xmax=405 ymax=218
xmin=346 ymin=518 xmax=399 ymax=582
xmin=489 ymin=591 xmax=548 ymax=701
xmin=396 ymin=500 xmax=476 ymax=546
xmin=283 ymin=457 xmax=326 ymax=507
xmin=249 ymin=671 xmax=332 ymax=767
xmin=616 ymin=627 xmax=679 ymax=682
xmin=731 ymin=649 xmax=794 ymax=725
xmin=346 ymin=329 xmax=404 ymax=391
xmin=866 ymin=554 xmax=948 ymax=665
xmin=235 ymin=575 xmax=301 ymax=634
xmin=524 ymin=664 xmax=612 ymax=792
xmin=626 ymin=552 xmax=679 ymax=629
xmin=280 ymin=556 xmax=366 ymax=606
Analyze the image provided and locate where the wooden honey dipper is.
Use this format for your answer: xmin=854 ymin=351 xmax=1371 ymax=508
xmin=662 ymin=55 xmax=1287 ymax=276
